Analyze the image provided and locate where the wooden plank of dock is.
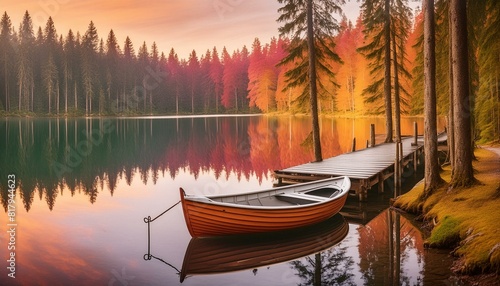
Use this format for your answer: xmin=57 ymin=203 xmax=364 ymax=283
xmin=274 ymin=135 xmax=435 ymax=201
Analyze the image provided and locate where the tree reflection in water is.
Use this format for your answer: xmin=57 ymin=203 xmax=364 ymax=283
xmin=358 ymin=208 xmax=425 ymax=285
xmin=1 ymin=116 xmax=433 ymax=212
xmin=290 ymin=246 xmax=356 ymax=286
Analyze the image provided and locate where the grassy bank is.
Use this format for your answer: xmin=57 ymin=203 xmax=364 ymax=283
xmin=394 ymin=147 xmax=500 ymax=276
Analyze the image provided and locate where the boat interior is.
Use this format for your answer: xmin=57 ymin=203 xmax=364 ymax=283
xmin=211 ymin=187 xmax=341 ymax=207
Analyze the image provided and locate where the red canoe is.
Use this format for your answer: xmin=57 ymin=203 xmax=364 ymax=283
xmin=180 ymin=176 xmax=351 ymax=237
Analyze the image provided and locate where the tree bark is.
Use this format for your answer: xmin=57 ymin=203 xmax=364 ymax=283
xmin=423 ymin=0 xmax=444 ymax=198
xmin=384 ymin=0 xmax=393 ymax=143
xmin=307 ymin=0 xmax=323 ymax=162
xmin=392 ymin=29 xmax=401 ymax=143
xmin=450 ymin=0 xmax=476 ymax=188
xmin=448 ymin=2 xmax=455 ymax=171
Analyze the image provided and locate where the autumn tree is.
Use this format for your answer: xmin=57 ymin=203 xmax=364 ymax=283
xmin=277 ymin=0 xmax=343 ymax=162
xmin=222 ymin=47 xmax=250 ymax=111
xmin=248 ymin=37 xmax=282 ymax=112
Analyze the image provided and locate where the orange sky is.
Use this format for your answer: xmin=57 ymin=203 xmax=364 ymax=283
xmin=3 ymin=0 xmax=283 ymax=59
xmin=2 ymin=1 xmax=415 ymax=60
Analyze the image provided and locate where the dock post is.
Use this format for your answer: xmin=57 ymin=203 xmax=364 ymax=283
xmin=394 ymin=142 xmax=403 ymax=197
xmin=370 ymin=124 xmax=376 ymax=147
xmin=351 ymin=137 xmax=356 ymax=152
xmin=378 ymin=172 xmax=385 ymax=193
xmin=412 ymin=122 xmax=418 ymax=146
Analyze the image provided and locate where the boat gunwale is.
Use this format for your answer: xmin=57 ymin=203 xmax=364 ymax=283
xmin=182 ymin=176 xmax=350 ymax=211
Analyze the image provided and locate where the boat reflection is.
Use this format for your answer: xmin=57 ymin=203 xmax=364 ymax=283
xmin=144 ymin=214 xmax=348 ymax=283
xmin=178 ymin=214 xmax=348 ymax=282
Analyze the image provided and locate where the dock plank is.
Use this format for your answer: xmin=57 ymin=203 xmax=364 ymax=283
xmin=274 ymin=135 xmax=432 ymax=201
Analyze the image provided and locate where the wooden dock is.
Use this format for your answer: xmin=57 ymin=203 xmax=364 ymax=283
xmin=274 ymin=133 xmax=448 ymax=201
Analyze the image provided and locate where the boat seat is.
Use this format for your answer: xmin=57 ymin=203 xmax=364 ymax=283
xmin=276 ymin=193 xmax=328 ymax=205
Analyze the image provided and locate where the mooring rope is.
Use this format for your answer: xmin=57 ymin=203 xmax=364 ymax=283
xmin=143 ymin=200 xmax=181 ymax=223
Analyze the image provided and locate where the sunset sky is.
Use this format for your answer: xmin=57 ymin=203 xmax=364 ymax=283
xmin=2 ymin=1 xmax=407 ymax=60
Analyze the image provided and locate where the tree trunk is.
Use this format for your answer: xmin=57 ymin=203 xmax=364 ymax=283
xmin=422 ymin=0 xmax=444 ymax=198
xmin=74 ymin=81 xmax=77 ymax=110
xmin=307 ymin=0 xmax=322 ymax=162
xmin=392 ymin=29 xmax=401 ymax=143
xmin=448 ymin=2 xmax=455 ymax=170
xmin=450 ymin=0 xmax=475 ymax=188
xmin=384 ymin=0 xmax=393 ymax=143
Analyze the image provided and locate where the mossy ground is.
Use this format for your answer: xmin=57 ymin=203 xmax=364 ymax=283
xmin=394 ymin=147 xmax=500 ymax=276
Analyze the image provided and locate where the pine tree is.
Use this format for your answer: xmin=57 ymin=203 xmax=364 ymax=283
xmin=449 ymin=0 xmax=476 ymax=188
xmin=122 ymin=36 xmax=135 ymax=112
xmin=81 ymin=21 xmax=99 ymax=115
xmin=210 ymin=47 xmax=223 ymax=113
xmin=167 ymin=48 xmax=181 ymax=114
xmin=358 ymin=0 xmax=412 ymax=142
xmin=422 ymin=0 xmax=444 ymax=198
xmin=475 ymin=0 xmax=500 ymax=142
xmin=43 ymin=54 xmax=58 ymax=114
xmin=0 ymin=12 xmax=14 ymax=111
xmin=187 ymin=50 xmax=200 ymax=114
xmin=277 ymin=0 xmax=343 ymax=161
xmin=17 ymin=11 xmax=35 ymax=112
xmin=105 ymin=29 xmax=120 ymax=113
xmin=137 ymin=41 xmax=150 ymax=112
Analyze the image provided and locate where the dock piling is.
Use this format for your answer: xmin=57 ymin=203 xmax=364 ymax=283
xmin=412 ymin=122 xmax=418 ymax=146
xmin=370 ymin=124 xmax=376 ymax=147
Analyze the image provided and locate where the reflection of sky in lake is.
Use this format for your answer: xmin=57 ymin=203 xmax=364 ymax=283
xmin=0 ymin=116 xmax=453 ymax=285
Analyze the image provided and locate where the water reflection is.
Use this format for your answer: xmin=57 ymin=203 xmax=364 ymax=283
xmin=0 ymin=115 xmax=455 ymax=285
xmin=176 ymin=214 xmax=348 ymax=283
xmin=0 ymin=116 xmax=439 ymax=211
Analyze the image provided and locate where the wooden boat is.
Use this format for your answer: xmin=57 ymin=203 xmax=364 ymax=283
xmin=180 ymin=176 xmax=350 ymax=237
xmin=180 ymin=214 xmax=349 ymax=282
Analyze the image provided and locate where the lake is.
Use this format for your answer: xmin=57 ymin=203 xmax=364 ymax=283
xmin=0 ymin=115 xmax=461 ymax=285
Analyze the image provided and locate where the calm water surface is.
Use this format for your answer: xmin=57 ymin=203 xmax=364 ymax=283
xmin=0 ymin=115 xmax=460 ymax=285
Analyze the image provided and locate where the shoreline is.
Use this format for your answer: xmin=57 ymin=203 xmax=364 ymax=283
xmin=394 ymin=145 xmax=500 ymax=285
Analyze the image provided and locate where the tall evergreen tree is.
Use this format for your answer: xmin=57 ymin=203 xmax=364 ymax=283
xmin=422 ymin=0 xmax=444 ymax=198
xmin=358 ymin=0 xmax=412 ymax=142
xmin=187 ymin=50 xmax=200 ymax=114
xmin=137 ymin=41 xmax=150 ymax=112
xmin=210 ymin=47 xmax=223 ymax=113
xmin=17 ymin=11 xmax=35 ymax=112
xmin=277 ymin=0 xmax=343 ymax=162
xmin=167 ymin=48 xmax=181 ymax=114
xmin=0 ymin=12 xmax=14 ymax=111
xmin=449 ymin=0 xmax=476 ymax=188
xmin=122 ymin=36 xmax=135 ymax=112
xmin=81 ymin=21 xmax=99 ymax=115
xmin=475 ymin=0 xmax=500 ymax=143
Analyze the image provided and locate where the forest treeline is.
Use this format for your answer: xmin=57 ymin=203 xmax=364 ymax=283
xmin=0 ymin=4 xmax=498 ymax=142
